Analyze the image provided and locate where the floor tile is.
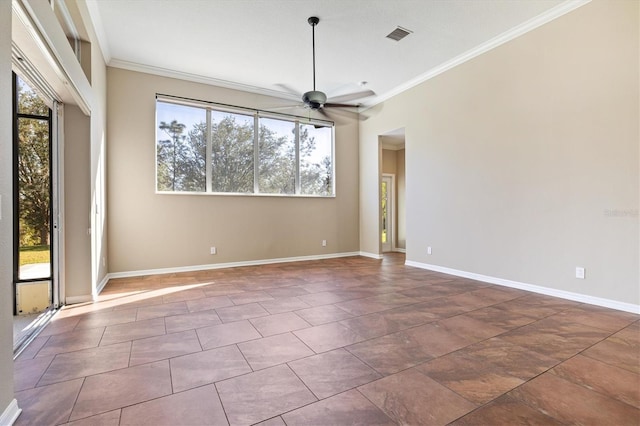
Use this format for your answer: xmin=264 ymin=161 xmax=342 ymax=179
xmin=15 ymin=378 xmax=83 ymax=426
xmin=129 ymin=329 xmax=202 ymax=366
xmin=282 ymin=389 xmax=395 ymax=425
xmin=265 ymin=286 xmax=310 ymax=298
xmin=238 ymin=332 xmax=314 ymax=370
xmin=65 ymin=409 xmax=121 ymax=426
xmin=253 ymin=417 xmax=285 ymax=426
xmin=230 ymin=290 xmax=274 ymax=305
xmin=346 ymin=330 xmax=434 ymax=375
xmin=289 ymin=348 xmax=381 ymax=399
xmin=216 ymin=302 xmax=270 ymax=322
xmin=14 ymin=356 xmax=53 ymax=391
xmin=298 ymin=291 xmax=350 ymax=307
xmin=451 ymin=394 xmax=564 ymax=426
xmin=100 ymin=318 xmax=166 ymax=346
xmin=551 ymin=354 xmax=640 ymax=408
xmin=582 ymin=324 xmax=640 ymax=373
xmin=38 ymin=342 xmax=131 ymax=386
xmin=196 ymin=319 xmax=261 ymax=350
xmin=509 ymin=372 xmax=639 ymax=425
xmin=70 ymin=361 xmax=172 ymax=421
xmin=74 ymin=308 xmax=138 ymax=329
xmin=435 ymin=314 xmax=505 ymax=343
xmin=464 ymin=305 xmax=538 ymax=331
xmin=358 ymin=368 xmax=476 ymax=425
xmin=335 ymin=293 xmax=415 ymax=316
xmin=259 ymin=296 xmax=310 ymax=314
xmin=402 ymin=322 xmax=474 ymax=358
xmin=36 ymin=327 xmax=105 ymax=358
xmin=170 ymin=345 xmax=252 ymax=392
xmin=120 ymin=384 xmax=228 ymax=425
xmin=37 ymin=316 xmax=81 ymax=337
xmin=164 ymin=309 xmax=222 ymax=333
xmin=136 ymin=301 xmax=189 ymax=321
xmin=216 ymin=364 xmax=317 ymax=426
xmin=161 ymin=287 xmax=206 ymax=303
xmin=416 ymin=351 xmax=524 ymax=404
xmin=250 ymin=311 xmax=311 ymax=337
xmin=186 ymin=295 xmax=234 ymax=312
xmin=500 ymin=316 xmax=610 ymax=360
xmin=15 ymin=335 xmax=49 ymax=360
xmin=456 ymin=337 xmax=559 ymax=380
xmin=294 ymin=322 xmax=365 ymax=353
xmin=295 ymin=304 xmax=353 ymax=326
xmin=549 ymin=305 xmax=638 ymax=333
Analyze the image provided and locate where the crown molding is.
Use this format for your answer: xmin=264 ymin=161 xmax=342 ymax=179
xmin=108 ymin=58 xmax=299 ymax=102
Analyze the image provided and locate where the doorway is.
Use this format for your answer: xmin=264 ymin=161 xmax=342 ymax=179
xmin=380 ymin=129 xmax=406 ymax=254
xmin=381 ymin=174 xmax=394 ymax=252
xmin=12 ymin=72 xmax=59 ymax=350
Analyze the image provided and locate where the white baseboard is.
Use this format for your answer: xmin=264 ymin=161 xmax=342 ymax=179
xmin=95 ymin=274 xmax=110 ymax=298
xmin=65 ymin=295 xmax=93 ymax=305
xmin=107 ymin=252 xmax=362 ymax=280
xmin=359 ymin=252 xmax=384 ymax=260
xmin=0 ymin=399 xmax=21 ymax=426
xmin=393 ymin=248 xmax=407 ymax=253
xmin=405 ymin=260 xmax=640 ymax=314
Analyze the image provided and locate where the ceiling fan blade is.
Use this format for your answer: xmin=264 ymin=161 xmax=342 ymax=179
xmin=327 ymin=90 xmax=375 ymax=104
xmin=264 ymin=104 xmax=304 ymax=111
xmin=324 ymin=102 xmax=360 ymax=109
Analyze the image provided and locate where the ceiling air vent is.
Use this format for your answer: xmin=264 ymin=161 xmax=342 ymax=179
xmin=386 ymin=26 xmax=412 ymax=41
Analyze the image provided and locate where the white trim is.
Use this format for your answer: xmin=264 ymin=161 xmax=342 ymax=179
xmin=111 ymin=59 xmax=299 ymax=102
xmin=363 ymin=0 xmax=592 ymax=109
xmin=94 ymin=273 xmax=110 ymax=298
xmin=65 ymin=294 xmax=93 ymax=305
xmin=393 ymin=248 xmax=406 ymax=253
xmin=107 ymin=252 xmax=362 ymax=280
xmin=359 ymin=251 xmax=384 ymax=260
xmin=0 ymin=399 xmax=22 ymax=426
xmin=405 ymin=260 xmax=640 ymax=314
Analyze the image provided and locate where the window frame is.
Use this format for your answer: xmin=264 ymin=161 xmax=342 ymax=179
xmin=155 ymin=94 xmax=336 ymax=198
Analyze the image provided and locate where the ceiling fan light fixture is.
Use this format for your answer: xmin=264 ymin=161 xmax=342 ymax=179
xmin=302 ymin=90 xmax=327 ymax=110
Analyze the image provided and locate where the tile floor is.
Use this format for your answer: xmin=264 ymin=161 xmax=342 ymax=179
xmin=13 ymin=254 xmax=640 ymax=425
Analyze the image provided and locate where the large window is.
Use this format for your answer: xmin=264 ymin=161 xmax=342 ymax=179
xmin=156 ymin=97 xmax=334 ymax=197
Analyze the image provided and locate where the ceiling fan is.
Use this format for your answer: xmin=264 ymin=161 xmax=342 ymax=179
xmin=278 ymin=16 xmax=375 ymax=116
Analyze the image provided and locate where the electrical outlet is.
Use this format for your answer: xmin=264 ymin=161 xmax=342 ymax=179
xmin=427 ymin=246 xmax=432 ymax=255
xmin=576 ymin=267 xmax=585 ymax=279
xmin=210 ymin=247 xmax=217 ymax=255
xmin=322 ymin=240 xmax=327 ymax=247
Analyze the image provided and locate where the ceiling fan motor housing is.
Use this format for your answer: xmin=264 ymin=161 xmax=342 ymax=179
xmin=303 ymin=90 xmax=327 ymax=110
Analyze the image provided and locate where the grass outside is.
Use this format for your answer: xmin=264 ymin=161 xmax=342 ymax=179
xmin=19 ymin=245 xmax=50 ymax=266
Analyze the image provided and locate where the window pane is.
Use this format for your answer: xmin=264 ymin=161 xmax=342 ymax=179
xmin=17 ymin=76 xmax=49 ymax=117
xmin=258 ymin=118 xmax=295 ymax=194
xmin=18 ymin=117 xmax=51 ymax=280
xmin=300 ymin=124 xmax=333 ymax=196
xmin=211 ymin=110 xmax=254 ymax=193
xmin=157 ymin=102 xmax=206 ymax=192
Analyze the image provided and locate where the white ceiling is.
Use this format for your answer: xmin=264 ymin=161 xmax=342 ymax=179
xmin=88 ymin=0 xmax=576 ymax=107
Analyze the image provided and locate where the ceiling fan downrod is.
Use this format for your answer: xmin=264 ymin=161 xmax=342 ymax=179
xmin=308 ymin=16 xmax=319 ymax=91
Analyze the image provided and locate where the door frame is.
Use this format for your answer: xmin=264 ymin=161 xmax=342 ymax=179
xmin=381 ymin=173 xmax=395 ymax=253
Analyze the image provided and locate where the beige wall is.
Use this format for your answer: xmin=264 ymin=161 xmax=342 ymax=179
xmin=64 ymin=105 xmax=92 ymax=298
xmin=0 ymin=0 xmax=16 ymax=418
xmin=360 ymin=0 xmax=639 ymax=306
xmin=107 ymin=68 xmax=360 ymax=273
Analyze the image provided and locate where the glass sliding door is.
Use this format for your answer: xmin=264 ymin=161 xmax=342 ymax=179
xmin=13 ymin=73 xmax=53 ymax=316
